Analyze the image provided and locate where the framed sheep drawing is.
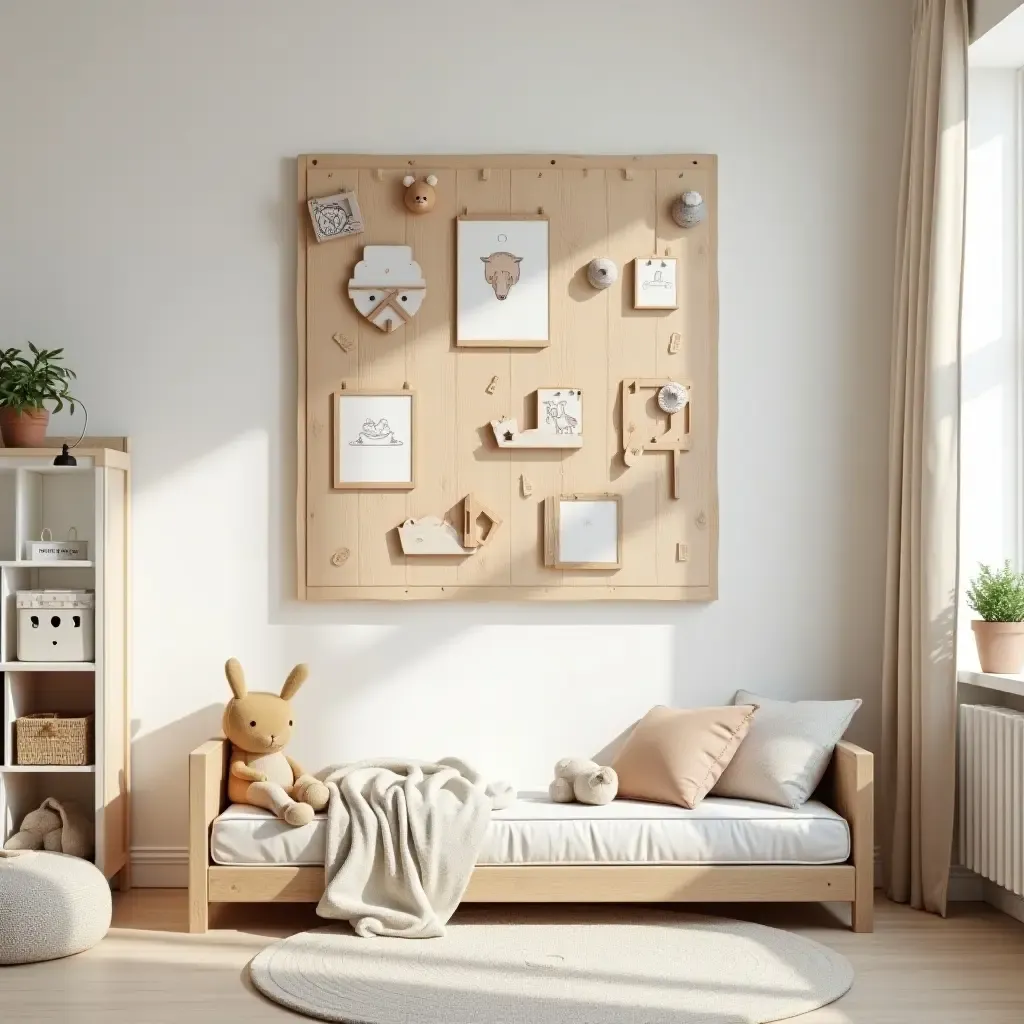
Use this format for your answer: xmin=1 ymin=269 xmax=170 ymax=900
xmin=456 ymin=216 xmax=549 ymax=348
xmin=307 ymin=190 xmax=364 ymax=243
xmin=333 ymin=389 xmax=415 ymax=490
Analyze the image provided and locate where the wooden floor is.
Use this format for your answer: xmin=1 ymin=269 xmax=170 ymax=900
xmin=2 ymin=891 xmax=1023 ymax=1022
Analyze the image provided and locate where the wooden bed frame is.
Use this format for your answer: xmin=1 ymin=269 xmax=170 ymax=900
xmin=188 ymin=738 xmax=874 ymax=934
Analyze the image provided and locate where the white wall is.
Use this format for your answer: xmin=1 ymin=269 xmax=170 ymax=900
xmin=960 ymin=67 xmax=1021 ymax=666
xmin=0 ymin=0 xmax=911 ymax=877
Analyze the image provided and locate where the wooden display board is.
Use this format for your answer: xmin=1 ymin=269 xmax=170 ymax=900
xmin=297 ymin=154 xmax=718 ymax=601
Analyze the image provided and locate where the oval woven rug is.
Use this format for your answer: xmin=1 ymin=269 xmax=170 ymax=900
xmin=249 ymin=909 xmax=853 ymax=1023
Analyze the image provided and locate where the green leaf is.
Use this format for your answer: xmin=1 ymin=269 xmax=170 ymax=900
xmin=966 ymin=560 xmax=1024 ymax=622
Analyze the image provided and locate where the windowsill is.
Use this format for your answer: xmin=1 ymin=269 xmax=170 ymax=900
xmin=958 ymin=669 xmax=1024 ymax=698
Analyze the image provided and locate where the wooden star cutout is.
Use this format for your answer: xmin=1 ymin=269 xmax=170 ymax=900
xmin=503 ymin=430 xmax=514 ymax=442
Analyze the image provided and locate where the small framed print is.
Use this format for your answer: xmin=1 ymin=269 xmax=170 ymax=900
xmin=333 ymin=389 xmax=415 ymax=490
xmin=456 ymin=216 xmax=550 ymax=347
xmin=633 ymin=256 xmax=678 ymax=310
xmin=545 ymin=494 xmax=622 ymax=570
xmin=308 ymin=190 xmax=364 ymax=243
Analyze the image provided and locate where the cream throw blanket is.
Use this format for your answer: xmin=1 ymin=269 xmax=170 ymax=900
xmin=316 ymin=757 xmax=514 ymax=938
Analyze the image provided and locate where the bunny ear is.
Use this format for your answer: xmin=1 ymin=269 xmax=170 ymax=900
xmin=403 ymin=175 xmax=416 ymax=187
xmin=425 ymin=174 xmax=438 ymax=187
xmin=280 ymin=663 xmax=309 ymax=701
xmin=225 ymin=659 xmax=247 ymax=700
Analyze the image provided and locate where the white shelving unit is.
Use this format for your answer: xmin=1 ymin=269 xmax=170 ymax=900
xmin=0 ymin=442 xmax=130 ymax=887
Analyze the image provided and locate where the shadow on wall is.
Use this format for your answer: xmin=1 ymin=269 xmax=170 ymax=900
xmin=130 ymin=703 xmax=225 ymax=839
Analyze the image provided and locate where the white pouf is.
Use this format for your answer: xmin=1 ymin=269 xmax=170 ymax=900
xmin=0 ymin=851 xmax=111 ymax=964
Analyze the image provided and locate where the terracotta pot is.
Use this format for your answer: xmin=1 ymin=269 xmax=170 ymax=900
xmin=0 ymin=406 xmax=49 ymax=447
xmin=971 ymin=620 xmax=1024 ymax=674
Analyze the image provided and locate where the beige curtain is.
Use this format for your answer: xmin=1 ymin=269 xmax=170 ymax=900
xmin=882 ymin=0 xmax=967 ymax=916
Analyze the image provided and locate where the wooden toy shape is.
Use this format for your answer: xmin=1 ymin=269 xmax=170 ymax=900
xmin=491 ymin=388 xmax=583 ymax=449
xmin=398 ymin=494 xmax=502 ymax=556
xmin=621 ymin=378 xmax=692 ymax=499
xmin=347 ymin=245 xmax=427 ymax=333
xmin=403 ymin=174 xmax=438 ymax=214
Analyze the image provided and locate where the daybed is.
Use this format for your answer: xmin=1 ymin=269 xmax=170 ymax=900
xmin=188 ymin=738 xmax=874 ymax=933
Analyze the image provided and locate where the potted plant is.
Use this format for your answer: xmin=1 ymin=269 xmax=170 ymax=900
xmin=966 ymin=561 xmax=1024 ymax=674
xmin=0 ymin=344 xmax=78 ymax=448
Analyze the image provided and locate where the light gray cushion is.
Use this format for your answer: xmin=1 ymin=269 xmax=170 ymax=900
xmin=0 ymin=850 xmax=111 ymax=964
xmin=712 ymin=690 xmax=861 ymax=808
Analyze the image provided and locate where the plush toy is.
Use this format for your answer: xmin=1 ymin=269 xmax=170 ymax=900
xmin=548 ymin=758 xmax=618 ymax=806
xmin=403 ymin=174 xmax=438 ymax=214
xmin=222 ymin=658 xmax=329 ymax=827
xmin=2 ymin=797 xmax=94 ymax=858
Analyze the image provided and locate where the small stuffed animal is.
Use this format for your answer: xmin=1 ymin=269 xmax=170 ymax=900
xmin=548 ymin=757 xmax=618 ymax=806
xmin=2 ymin=797 xmax=94 ymax=858
xmin=222 ymin=658 xmax=329 ymax=827
xmin=403 ymin=174 xmax=438 ymax=214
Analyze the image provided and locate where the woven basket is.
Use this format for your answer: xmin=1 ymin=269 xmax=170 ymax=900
xmin=16 ymin=713 xmax=94 ymax=766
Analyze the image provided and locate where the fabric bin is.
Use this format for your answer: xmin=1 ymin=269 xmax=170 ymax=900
xmin=16 ymin=713 xmax=94 ymax=766
xmin=25 ymin=527 xmax=88 ymax=562
xmin=16 ymin=590 xmax=95 ymax=662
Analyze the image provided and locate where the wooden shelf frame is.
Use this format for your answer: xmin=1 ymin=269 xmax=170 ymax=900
xmin=0 ymin=439 xmax=130 ymax=888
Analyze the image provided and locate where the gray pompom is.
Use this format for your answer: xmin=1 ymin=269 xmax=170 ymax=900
xmin=587 ymin=257 xmax=618 ymax=289
xmin=671 ymin=191 xmax=706 ymax=229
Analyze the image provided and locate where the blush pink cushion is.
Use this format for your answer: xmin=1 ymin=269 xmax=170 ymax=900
xmin=611 ymin=705 xmax=758 ymax=809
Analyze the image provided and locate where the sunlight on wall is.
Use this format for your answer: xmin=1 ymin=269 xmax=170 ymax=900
xmin=959 ymin=69 xmax=1020 ymax=665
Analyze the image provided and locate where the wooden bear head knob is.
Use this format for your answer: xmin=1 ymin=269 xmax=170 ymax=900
xmin=403 ymin=174 xmax=438 ymax=214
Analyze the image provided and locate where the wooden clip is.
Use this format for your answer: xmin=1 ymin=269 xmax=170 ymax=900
xmin=340 ymin=381 xmax=348 ymax=390
xmin=480 ymin=168 xmax=490 ymax=181
xmin=403 ymin=381 xmax=411 ymax=390
xmin=668 ymin=332 xmax=682 ymax=355
xmin=461 ymin=206 xmax=468 ymax=216
xmin=538 ymin=206 xmax=545 ymax=216
xmin=520 ymin=474 xmax=533 ymax=498
xmin=375 ymin=168 xmax=384 ymax=182
xmin=485 ymin=376 xmax=498 ymax=395
xmin=623 ymin=168 xmax=634 ymax=181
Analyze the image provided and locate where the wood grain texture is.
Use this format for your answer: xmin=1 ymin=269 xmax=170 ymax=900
xmin=189 ymin=739 xmax=873 ymax=933
xmin=298 ymin=155 xmax=718 ymax=600
xmin=8 ymin=892 xmax=1022 ymax=1023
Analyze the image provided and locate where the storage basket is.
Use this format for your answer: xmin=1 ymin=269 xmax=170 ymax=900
xmin=16 ymin=590 xmax=95 ymax=662
xmin=26 ymin=527 xmax=88 ymax=562
xmin=16 ymin=713 xmax=94 ymax=766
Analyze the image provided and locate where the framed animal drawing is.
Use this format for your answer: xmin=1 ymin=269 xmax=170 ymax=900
xmin=456 ymin=216 xmax=549 ymax=348
xmin=307 ymin=190 xmax=364 ymax=242
xmin=333 ymin=389 xmax=415 ymax=490
xmin=633 ymin=256 xmax=678 ymax=310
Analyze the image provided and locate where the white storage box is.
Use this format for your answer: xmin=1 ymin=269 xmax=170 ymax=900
xmin=25 ymin=527 xmax=88 ymax=562
xmin=17 ymin=590 xmax=95 ymax=662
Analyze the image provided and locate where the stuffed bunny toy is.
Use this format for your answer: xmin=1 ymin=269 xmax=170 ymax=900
xmin=548 ymin=757 xmax=618 ymax=806
xmin=222 ymin=658 xmax=329 ymax=827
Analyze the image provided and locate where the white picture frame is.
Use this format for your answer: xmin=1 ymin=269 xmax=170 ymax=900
xmin=333 ymin=390 xmax=415 ymax=490
xmin=633 ymin=256 xmax=678 ymax=310
xmin=545 ymin=494 xmax=622 ymax=570
xmin=456 ymin=216 xmax=549 ymax=347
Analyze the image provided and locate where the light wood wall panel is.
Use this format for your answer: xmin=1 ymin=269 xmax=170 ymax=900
xmin=298 ymin=155 xmax=718 ymax=601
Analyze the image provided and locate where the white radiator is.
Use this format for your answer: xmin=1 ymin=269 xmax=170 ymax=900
xmin=958 ymin=704 xmax=1024 ymax=897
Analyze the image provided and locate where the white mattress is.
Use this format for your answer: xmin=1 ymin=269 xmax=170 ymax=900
xmin=210 ymin=792 xmax=850 ymax=868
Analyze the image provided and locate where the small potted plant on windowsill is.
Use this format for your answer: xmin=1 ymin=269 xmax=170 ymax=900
xmin=967 ymin=560 xmax=1024 ymax=674
xmin=0 ymin=344 xmax=78 ymax=448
